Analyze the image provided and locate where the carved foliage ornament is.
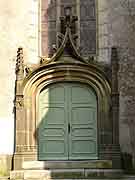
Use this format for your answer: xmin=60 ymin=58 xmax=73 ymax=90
xmin=15 ymin=95 xmax=24 ymax=108
xmin=16 ymin=47 xmax=24 ymax=75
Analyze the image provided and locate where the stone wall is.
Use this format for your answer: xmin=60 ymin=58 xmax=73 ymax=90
xmin=98 ymin=0 xmax=135 ymax=168
xmin=107 ymin=0 xmax=135 ymax=167
xmin=0 ymin=0 xmax=38 ymax=155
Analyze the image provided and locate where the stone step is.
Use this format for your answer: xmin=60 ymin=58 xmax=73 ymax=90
xmin=22 ymin=160 xmax=112 ymax=170
xmin=10 ymin=169 xmax=124 ymax=179
xmin=52 ymin=179 xmax=135 ymax=180
xmin=0 ymin=177 xmax=9 ymax=180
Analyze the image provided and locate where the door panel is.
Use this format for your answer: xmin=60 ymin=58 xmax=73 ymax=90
xmin=38 ymin=83 xmax=97 ymax=160
xmin=71 ymin=140 xmax=97 ymax=153
xmin=69 ymin=85 xmax=97 ymax=159
xmin=71 ymin=85 xmax=97 ymax=106
xmin=72 ymin=107 xmax=96 ymax=125
xmin=38 ymin=85 xmax=68 ymax=160
xmin=40 ymin=85 xmax=65 ymax=104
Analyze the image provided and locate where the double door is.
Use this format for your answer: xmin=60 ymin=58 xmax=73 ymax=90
xmin=38 ymin=83 xmax=97 ymax=160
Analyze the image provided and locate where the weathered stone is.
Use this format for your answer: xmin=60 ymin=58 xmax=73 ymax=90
xmin=22 ymin=160 xmax=112 ymax=170
xmin=0 ymin=177 xmax=9 ymax=180
xmin=85 ymin=169 xmax=123 ymax=179
xmin=10 ymin=170 xmax=24 ymax=180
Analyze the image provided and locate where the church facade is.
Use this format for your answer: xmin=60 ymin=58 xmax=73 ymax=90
xmin=0 ymin=0 xmax=135 ymax=179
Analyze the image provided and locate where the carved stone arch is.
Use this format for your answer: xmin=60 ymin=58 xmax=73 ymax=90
xmin=13 ymin=60 xmax=114 ymax=169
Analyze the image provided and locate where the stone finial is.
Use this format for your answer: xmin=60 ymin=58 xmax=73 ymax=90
xmin=60 ymin=6 xmax=78 ymax=36
xmin=16 ymin=47 xmax=24 ymax=78
xmin=40 ymin=7 xmax=87 ymax=64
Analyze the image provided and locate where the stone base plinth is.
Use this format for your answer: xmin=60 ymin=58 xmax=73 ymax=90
xmin=10 ymin=169 xmax=124 ymax=180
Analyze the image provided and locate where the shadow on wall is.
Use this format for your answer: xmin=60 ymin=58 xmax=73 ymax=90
xmin=41 ymin=0 xmax=57 ymax=57
xmin=35 ymin=83 xmax=67 ymax=161
xmin=121 ymin=152 xmax=135 ymax=174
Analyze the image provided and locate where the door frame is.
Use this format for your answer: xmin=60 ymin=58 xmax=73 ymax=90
xmin=20 ymin=62 xmax=111 ymax=160
xmin=14 ymin=61 xmax=116 ymax=170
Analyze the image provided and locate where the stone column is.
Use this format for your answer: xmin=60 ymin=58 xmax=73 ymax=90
xmin=111 ymin=47 xmax=119 ymax=144
xmin=13 ymin=47 xmax=26 ymax=169
xmin=111 ymin=47 xmax=121 ymax=168
xmin=15 ymin=47 xmax=26 ymax=152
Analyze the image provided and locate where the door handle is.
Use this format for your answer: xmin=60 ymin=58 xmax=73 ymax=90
xmin=68 ymin=123 xmax=70 ymax=133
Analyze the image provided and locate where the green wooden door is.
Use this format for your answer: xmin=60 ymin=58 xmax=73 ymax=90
xmin=38 ymin=83 xmax=97 ymax=160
